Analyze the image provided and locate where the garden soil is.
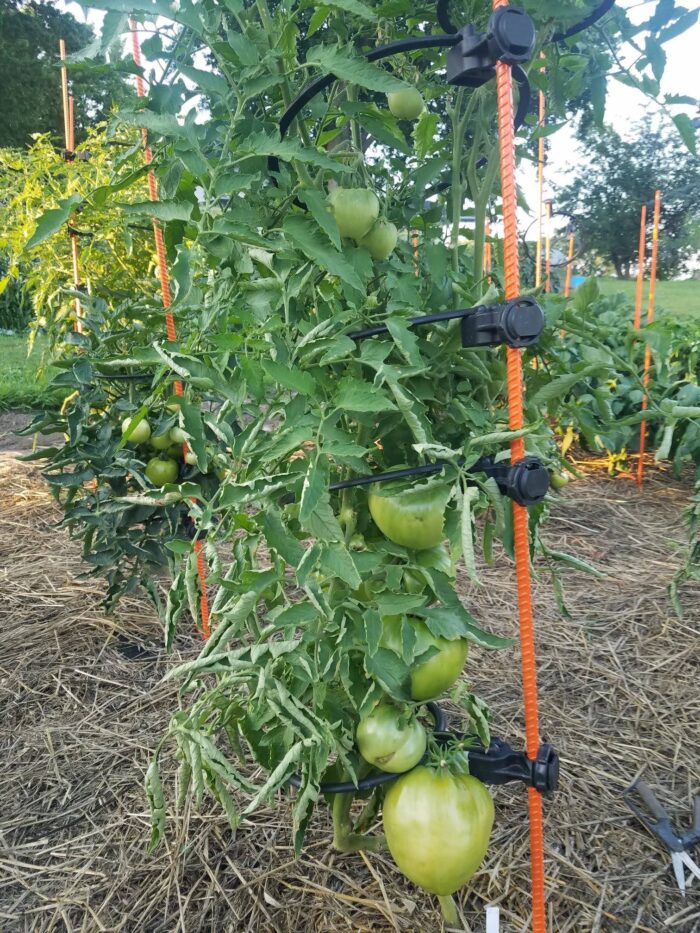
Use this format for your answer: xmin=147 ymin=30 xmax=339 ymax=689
xmin=0 ymin=455 xmax=698 ymax=932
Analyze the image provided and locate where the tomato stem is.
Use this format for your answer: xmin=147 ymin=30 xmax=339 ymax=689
xmin=331 ymin=790 xmax=385 ymax=853
xmin=438 ymin=894 xmax=458 ymax=925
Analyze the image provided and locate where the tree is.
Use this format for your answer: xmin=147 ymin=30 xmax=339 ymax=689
xmin=0 ymin=0 xmax=125 ymax=148
xmin=555 ymin=119 xmax=700 ymax=278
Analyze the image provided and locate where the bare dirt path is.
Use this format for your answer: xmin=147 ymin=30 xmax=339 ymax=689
xmin=0 ymin=410 xmax=63 ymax=455
xmin=0 ymin=457 xmax=698 ymax=932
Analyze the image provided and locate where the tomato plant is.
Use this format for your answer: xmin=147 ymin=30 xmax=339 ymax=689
xmin=11 ymin=0 xmax=699 ymax=919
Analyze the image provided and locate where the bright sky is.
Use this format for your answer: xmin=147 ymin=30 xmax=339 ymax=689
xmin=59 ymin=0 xmax=699 ymax=229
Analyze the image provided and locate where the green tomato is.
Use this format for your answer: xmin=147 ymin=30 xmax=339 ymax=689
xmin=184 ymin=450 xmax=198 ymax=465
xmin=145 ymin=457 xmax=178 ymax=486
xmin=359 ymin=220 xmax=398 ymax=261
xmin=121 ymin=416 xmax=151 ymax=445
xmin=381 ymin=615 xmax=468 ymax=701
xmin=170 ymin=426 xmax=188 ymax=444
xmin=550 ymin=471 xmax=570 ymax=490
xmin=387 ymin=87 xmax=425 ymax=121
xmin=328 ymin=187 xmax=379 ymax=241
xmin=356 ymin=702 xmax=426 ymax=773
xmin=368 ymin=482 xmax=449 ymax=550
xmin=150 ymin=432 xmax=172 ymax=451
xmin=382 ymin=767 xmax=494 ymax=895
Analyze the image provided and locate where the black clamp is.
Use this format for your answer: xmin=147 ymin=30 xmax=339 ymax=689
xmin=460 ymin=296 xmax=544 ymax=349
xmin=478 ymin=455 xmax=550 ymax=507
xmin=67 ymin=225 xmax=94 ymax=239
xmin=454 ymin=737 xmax=559 ymax=794
xmin=446 ymin=6 xmax=536 ymax=87
xmin=349 ymin=296 xmax=544 ymax=351
xmin=61 ymin=149 xmax=92 ymax=163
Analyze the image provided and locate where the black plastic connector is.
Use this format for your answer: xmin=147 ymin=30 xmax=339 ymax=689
xmin=477 ymin=454 xmax=550 ymax=507
xmin=442 ymin=737 xmax=559 ymax=794
xmin=447 ymin=6 xmax=536 ymax=87
xmin=460 ymin=296 xmax=544 ymax=349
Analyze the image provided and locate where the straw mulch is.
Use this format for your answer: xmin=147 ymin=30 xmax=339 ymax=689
xmin=1 ymin=455 xmax=698 ymax=933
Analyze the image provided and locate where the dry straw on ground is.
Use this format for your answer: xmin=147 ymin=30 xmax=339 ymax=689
xmin=0 ymin=456 xmax=698 ymax=932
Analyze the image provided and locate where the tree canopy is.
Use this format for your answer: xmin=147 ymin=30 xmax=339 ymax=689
xmin=556 ymin=119 xmax=700 ymax=279
xmin=0 ymin=0 xmax=125 ymax=147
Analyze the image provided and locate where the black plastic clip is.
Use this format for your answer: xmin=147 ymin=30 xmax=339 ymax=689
xmin=446 ymin=5 xmax=536 ymax=87
xmin=61 ymin=149 xmax=91 ymax=163
xmin=460 ymin=295 xmax=544 ymax=349
xmin=454 ymin=738 xmax=559 ymax=794
xmin=478 ymin=454 xmax=550 ymax=506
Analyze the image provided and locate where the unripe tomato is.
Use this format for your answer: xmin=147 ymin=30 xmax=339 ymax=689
xmin=184 ymin=450 xmax=198 ymax=465
xmin=387 ymin=87 xmax=425 ymax=121
xmin=150 ymin=432 xmax=172 ymax=451
xmin=368 ymin=483 xmax=448 ymax=550
xmin=356 ymin=702 xmax=426 ymax=773
xmin=328 ymin=187 xmax=379 ymax=241
xmin=550 ymin=471 xmax=570 ymax=490
xmin=145 ymin=457 xmax=178 ymax=486
xmin=381 ymin=615 xmax=468 ymax=701
xmin=382 ymin=767 xmax=494 ymax=895
xmin=170 ymin=426 xmax=188 ymax=444
xmin=121 ymin=416 xmax=151 ymax=445
xmin=360 ymin=220 xmax=398 ymax=261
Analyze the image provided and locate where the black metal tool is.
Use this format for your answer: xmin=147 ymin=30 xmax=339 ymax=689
xmin=624 ymin=779 xmax=700 ymax=896
xmin=348 ymin=296 xmax=544 ymax=350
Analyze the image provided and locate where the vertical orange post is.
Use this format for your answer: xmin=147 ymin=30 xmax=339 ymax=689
xmin=534 ymin=80 xmax=545 ymax=288
xmin=411 ymin=229 xmax=420 ymax=276
xmin=59 ymin=40 xmax=82 ymax=333
xmin=633 ymin=204 xmax=647 ymax=330
xmin=637 ymin=191 xmax=661 ymax=487
xmin=493 ymin=3 xmax=547 ymax=930
xmin=544 ymin=199 xmax=553 ymax=293
xmin=129 ymin=21 xmax=210 ymax=640
xmin=563 ymin=231 xmax=575 ymax=298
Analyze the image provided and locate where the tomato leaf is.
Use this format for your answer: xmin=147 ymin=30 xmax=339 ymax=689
xmin=306 ymin=45 xmax=408 ymax=94
xmin=333 ymin=377 xmax=396 ymax=413
xmin=262 ymin=358 xmax=317 ymax=396
xmin=419 ymin=606 xmax=513 ymax=649
xmin=283 ymin=215 xmax=365 ymax=292
xmin=25 ymin=194 xmax=82 ymax=250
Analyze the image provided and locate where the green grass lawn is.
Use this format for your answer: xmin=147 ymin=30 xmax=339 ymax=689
xmin=0 ymin=333 xmax=62 ymax=410
xmin=595 ymin=276 xmax=698 ymax=318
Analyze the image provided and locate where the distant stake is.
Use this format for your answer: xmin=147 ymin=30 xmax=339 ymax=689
xmin=637 ymin=191 xmax=661 ymax=487
xmin=59 ymin=39 xmax=82 ymax=333
xmin=633 ymin=204 xmax=647 ymax=330
xmin=534 ymin=73 xmax=545 ymax=288
xmin=563 ymin=231 xmax=574 ymax=298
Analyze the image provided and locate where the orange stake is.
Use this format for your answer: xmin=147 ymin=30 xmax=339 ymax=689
xmin=59 ymin=40 xmax=82 ymax=333
xmin=637 ymin=191 xmax=661 ymax=487
xmin=411 ymin=228 xmax=420 ymax=276
xmin=563 ymin=231 xmax=575 ymax=298
xmin=633 ymin=204 xmax=647 ymax=330
xmin=493 ymin=3 xmax=546 ymax=930
xmin=129 ymin=20 xmax=210 ymax=639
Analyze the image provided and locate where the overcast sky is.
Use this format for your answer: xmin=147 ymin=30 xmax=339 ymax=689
xmin=59 ymin=0 xmax=698 ymax=229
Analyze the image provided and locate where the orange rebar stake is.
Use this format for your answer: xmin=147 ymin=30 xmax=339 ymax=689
xmin=493 ymin=2 xmax=547 ymax=930
xmin=563 ymin=231 xmax=575 ymax=298
xmin=59 ymin=40 xmax=83 ymax=334
xmin=129 ymin=20 xmax=210 ymax=640
xmin=637 ymin=191 xmax=661 ymax=487
xmin=544 ymin=199 xmax=552 ymax=294
xmin=632 ymin=204 xmax=647 ymax=330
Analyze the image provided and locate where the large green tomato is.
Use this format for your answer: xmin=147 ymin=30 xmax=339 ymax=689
xmin=121 ymin=416 xmax=151 ymax=445
xmin=145 ymin=457 xmax=178 ymax=486
xmin=356 ymin=702 xmax=426 ymax=773
xmin=368 ymin=483 xmax=449 ymax=550
xmin=381 ymin=615 xmax=468 ymax=701
xmin=359 ymin=220 xmax=398 ymax=261
xmin=382 ymin=767 xmax=494 ymax=895
xmin=169 ymin=426 xmax=188 ymax=444
xmin=550 ymin=471 xmax=570 ymax=490
xmin=328 ymin=187 xmax=379 ymax=241
xmin=387 ymin=88 xmax=425 ymax=121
